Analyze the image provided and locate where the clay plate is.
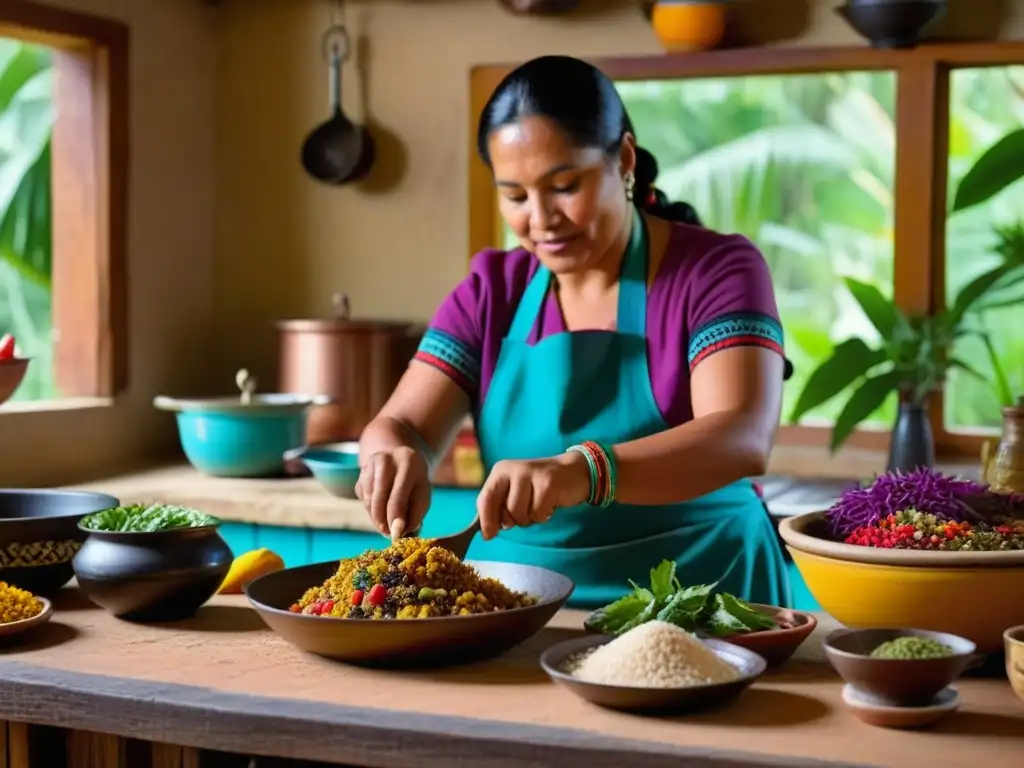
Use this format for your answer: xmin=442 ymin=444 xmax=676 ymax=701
xmin=0 ymin=596 xmax=52 ymax=639
xmin=540 ymin=634 xmax=766 ymax=713
xmin=246 ymin=559 xmax=574 ymax=668
xmin=842 ymin=684 xmax=960 ymax=729
xmin=824 ymin=627 xmax=976 ymax=706
xmin=704 ymin=604 xmax=817 ymax=666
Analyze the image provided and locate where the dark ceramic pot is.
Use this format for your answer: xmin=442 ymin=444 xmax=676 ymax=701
xmin=836 ymin=0 xmax=946 ymax=49
xmin=72 ymin=523 xmax=233 ymax=622
xmin=0 ymin=489 xmax=120 ymax=596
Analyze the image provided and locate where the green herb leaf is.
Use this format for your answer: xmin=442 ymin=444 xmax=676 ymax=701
xmin=830 ymin=369 xmax=901 ymax=453
xmin=584 ymin=593 xmax=649 ymax=634
xmin=710 ymin=593 xmax=778 ymax=636
xmin=655 ymin=583 xmax=715 ymax=631
xmin=648 ymin=560 xmax=677 ymax=602
xmin=788 ymin=338 xmax=887 ymax=423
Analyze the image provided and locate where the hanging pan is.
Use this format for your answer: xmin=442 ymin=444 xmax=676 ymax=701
xmin=301 ymin=24 xmax=374 ymax=184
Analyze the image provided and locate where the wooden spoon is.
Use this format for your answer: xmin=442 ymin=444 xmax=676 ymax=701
xmin=393 ymin=517 xmax=482 ymax=561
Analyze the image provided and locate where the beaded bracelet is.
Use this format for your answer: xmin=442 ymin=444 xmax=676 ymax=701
xmin=566 ymin=441 xmax=618 ymax=508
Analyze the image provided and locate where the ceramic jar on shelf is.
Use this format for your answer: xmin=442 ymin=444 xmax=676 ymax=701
xmin=649 ymin=0 xmax=729 ymax=53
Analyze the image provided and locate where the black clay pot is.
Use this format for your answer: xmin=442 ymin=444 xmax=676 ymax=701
xmin=72 ymin=523 xmax=233 ymax=622
xmin=836 ymin=0 xmax=946 ymax=49
xmin=0 ymin=489 xmax=120 ymax=596
xmin=887 ymin=402 xmax=935 ymax=472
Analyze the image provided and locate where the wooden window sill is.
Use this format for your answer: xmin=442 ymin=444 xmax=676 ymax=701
xmin=0 ymin=397 xmax=114 ymax=415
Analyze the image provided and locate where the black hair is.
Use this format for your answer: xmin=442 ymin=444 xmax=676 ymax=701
xmin=477 ymin=55 xmax=701 ymax=226
xmin=478 ymin=56 xmax=793 ymax=383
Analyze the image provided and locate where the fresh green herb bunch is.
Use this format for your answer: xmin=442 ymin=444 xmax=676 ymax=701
xmin=81 ymin=503 xmax=219 ymax=532
xmin=584 ymin=560 xmax=778 ymax=637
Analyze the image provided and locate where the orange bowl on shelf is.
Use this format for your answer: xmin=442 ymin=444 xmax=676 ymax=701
xmin=650 ymin=0 xmax=729 ymax=52
xmin=0 ymin=358 xmax=29 ymax=407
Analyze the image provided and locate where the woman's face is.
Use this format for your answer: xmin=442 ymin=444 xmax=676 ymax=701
xmin=488 ymin=116 xmax=635 ymax=274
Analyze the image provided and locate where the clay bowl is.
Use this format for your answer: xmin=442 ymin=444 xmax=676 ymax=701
xmin=1005 ymin=625 xmax=1024 ymax=707
xmin=779 ymin=511 xmax=1024 ymax=568
xmin=0 ymin=358 xmax=29 ymax=406
xmin=714 ymin=604 xmax=818 ymax=666
xmin=72 ymin=521 xmax=233 ymax=622
xmin=0 ymin=489 xmax=120 ymax=596
xmin=0 ymin=596 xmax=53 ymax=640
xmin=246 ymin=560 xmax=574 ymax=668
xmin=780 ymin=512 xmax=1024 ymax=653
xmin=540 ymin=634 xmax=766 ymax=713
xmin=841 ymin=684 xmax=960 ymax=729
xmin=823 ymin=627 xmax=976 ymax=707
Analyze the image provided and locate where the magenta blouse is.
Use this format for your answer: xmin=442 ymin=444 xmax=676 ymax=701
xmin=414 ymin=222 xmax=784 ymax=428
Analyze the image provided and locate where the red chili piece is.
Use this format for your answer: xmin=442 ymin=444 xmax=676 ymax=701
xmin=368 ymin=584 xmax=387 ymax=607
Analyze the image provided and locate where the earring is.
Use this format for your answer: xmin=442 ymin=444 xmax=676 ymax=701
xmin=624 ymin=171 xmax=635 ymax=202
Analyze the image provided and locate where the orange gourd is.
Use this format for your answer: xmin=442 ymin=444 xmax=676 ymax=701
xmin=650 ymin=1 xmax=729 ymax=52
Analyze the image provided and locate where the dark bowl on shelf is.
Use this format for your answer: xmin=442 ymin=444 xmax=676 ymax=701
xmin=72 ymin=522 xmax=233 ymax=622
xmin=836 ymin=0 xmax=946 ymax=49
xmin=0 ymin=358 xmax=29 ymax=406
xmin=246 ymin=559 xmax=574 ymax=668
xmin=0 ymin=489 xmax=120 ymax=595
xmin=823 ymin=627 xmax=976 ymax=706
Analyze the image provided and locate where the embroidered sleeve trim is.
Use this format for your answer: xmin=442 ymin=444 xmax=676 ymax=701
xmin=688 ymin=312 xmax=784 ymax=371
xmin=413 ymin=327 xmax=481 ymax=396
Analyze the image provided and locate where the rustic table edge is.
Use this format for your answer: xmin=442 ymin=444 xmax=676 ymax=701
xmin=0 ymin=660 xmax=870 ymax=768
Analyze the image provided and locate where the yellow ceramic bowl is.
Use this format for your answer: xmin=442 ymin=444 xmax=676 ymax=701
xmin=788 ymin=547 xmax=1024 ymax=654
xmin=1006 ymin=626 xmax=1024 ymax=706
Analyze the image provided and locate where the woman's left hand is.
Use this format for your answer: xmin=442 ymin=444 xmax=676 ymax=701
xmin=476 ymin=452 xmax=592 ymax=540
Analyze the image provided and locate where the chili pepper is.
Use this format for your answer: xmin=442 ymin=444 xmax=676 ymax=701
xmin=368 ymin=584 xmax=387 ymax=607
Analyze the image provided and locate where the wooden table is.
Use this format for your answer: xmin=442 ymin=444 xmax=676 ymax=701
xmin=0 ymin=590 xmax=1021 ymax=768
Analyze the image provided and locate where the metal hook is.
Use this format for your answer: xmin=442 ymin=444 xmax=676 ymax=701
xmin=320 ymin=24 xmax=351 ymax=64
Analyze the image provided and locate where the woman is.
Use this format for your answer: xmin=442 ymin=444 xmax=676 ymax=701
xmin=356 ymin=55 xmax=791 ymax=609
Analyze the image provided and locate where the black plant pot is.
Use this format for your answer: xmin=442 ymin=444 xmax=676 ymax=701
xmin=887 ymin=402 xmax=935 ymax=472
xmin=836 ymin=0 xmax=947 ymax=49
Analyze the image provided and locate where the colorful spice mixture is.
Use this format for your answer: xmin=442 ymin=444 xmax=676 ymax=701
xmin=0 ymin=581 xmax=43 ymax=625
xmin=870 ymin=636 xmax=954 ymax=660
xmin=844 ymin=509 xmax=1024 ymax=551
xmin=289 ymin=538 xmax=537 ymax=619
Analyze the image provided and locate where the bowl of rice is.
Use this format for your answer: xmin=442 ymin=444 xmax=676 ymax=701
xmin=540 ymin=620 xmax=767 ymax=712
xmin=246 ymin=538 xmax=574 ymax=667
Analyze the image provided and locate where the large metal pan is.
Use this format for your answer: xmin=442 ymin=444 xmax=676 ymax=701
xmin=246 ymin=559 xmax=574 ymax=668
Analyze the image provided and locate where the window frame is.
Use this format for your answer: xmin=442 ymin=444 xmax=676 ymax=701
xmin=468 ymin=43 xmax=1024 ymax=460
xmin=1 ymin=0 xmax=129 ymax=403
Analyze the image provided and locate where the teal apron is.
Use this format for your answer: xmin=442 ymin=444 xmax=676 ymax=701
xmin=474 ymin=214 xmax=791 ymax=610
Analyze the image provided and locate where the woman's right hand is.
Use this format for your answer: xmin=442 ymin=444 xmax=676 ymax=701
xmin=355 ymin=446 xmax=432 ymax=540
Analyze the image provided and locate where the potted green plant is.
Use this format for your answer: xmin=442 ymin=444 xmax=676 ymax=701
xmin=789 ymin=127 xmax=1024 ymax=469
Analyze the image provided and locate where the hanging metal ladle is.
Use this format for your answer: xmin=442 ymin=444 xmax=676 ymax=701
xmin=300 ymin=24 xmax=367 ymax=184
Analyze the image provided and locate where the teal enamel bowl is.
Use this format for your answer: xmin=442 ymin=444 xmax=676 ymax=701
xmin=154 ymin=394 xmax=330 ymax=478
xmin=290 ymin=442 xmax=361 ymax=499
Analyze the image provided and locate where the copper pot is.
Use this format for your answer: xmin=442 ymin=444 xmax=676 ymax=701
xmin=276 ymin=294 xmax=423 ymax=445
